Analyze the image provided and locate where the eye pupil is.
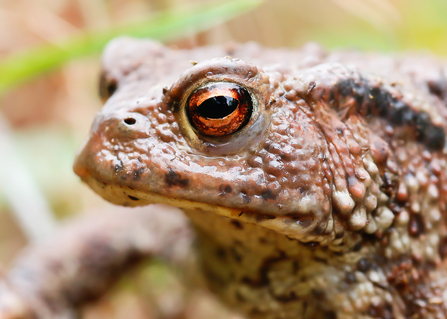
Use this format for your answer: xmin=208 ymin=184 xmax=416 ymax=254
xmin=197 ymin=96 xmax=239 ymax=119
xmin=186 ymin=82 xmax=253 ymax=137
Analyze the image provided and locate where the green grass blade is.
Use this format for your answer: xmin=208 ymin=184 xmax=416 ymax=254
xmin=0 ymin=0 xmax=262 ymax=95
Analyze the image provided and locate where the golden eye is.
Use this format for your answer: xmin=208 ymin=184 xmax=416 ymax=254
xmin=186 ymin=82 xmax=253 ymax=137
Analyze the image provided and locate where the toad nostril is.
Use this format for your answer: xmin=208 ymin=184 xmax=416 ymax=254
xmin=124 ymin=118 xmax=136 ymax=125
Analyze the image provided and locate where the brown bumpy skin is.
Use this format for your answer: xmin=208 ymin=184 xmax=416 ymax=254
xmin=74 ymin=37 xmax=447 ymax=318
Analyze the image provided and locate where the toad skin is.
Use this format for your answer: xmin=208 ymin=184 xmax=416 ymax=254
xmin=74 ymin=38 xmax=447 ymax=319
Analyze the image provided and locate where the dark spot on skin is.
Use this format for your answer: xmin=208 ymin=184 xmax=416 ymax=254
xmin=303 ymin=241 xmax=319 ymax=248
xmin=165 ymin=168 xmax=189 ymax=187
xmin=323 ymin=311 xmax=337 ymax=319
xmin=422 ymin=125 xmax=445 ymax=149
xmin=275 ymin=291 xmax=299 ymax=303
xmin=128 ymin=195 xmax=139 ymax=201
xmin=353 ymin=83 xmax=369 ymax=112
xmin=202 ymin=266 xmax=227 ymax=288
xmin=292 ymin=261 xmax=299 ymax=274
xmin=409 ymin=111 xmax=445 ymax=150
xmin=414 ymin=111 xmax=431 ymax=138
xmin=412 ymin=112 xmax=445 ymax=149
xmin=311 ymin=289 xmax=325 ymax=298
xmin=345 ymin=272 xmax=357 ymax=284
xmin=231 ymin=247 xmax=242 ymax=263
xmin=218 ymin=184 xmax=232 ymax=196
xmin=352 ymin=241 xmax=362 ymax=252
xmin=302 ymin=301 xmax=308 ymax=315
xmin=369 ymin=86 xmax=391 ymax=117
xmin=230 ymin=220 xmax=244 ymax=230
xmin=216 ymin=248 xmax=226 ymax=260
xmin=409 ymin=213 xmax=425 ymax=237
xmin=335 ymin=232 xmax=344 ymax=239
xmin=238 ymin=212 xmax=244 ymax=217
xmin=367 ymin=303 xmax=393 ymax=319
xmin=133 ymin=168 xmax=145 ymax=181
xmin=337 ymin=79 xmax=355 ymax=97
xmin=380 ymin=231 xmax=391 ymax=247
xmin=428 ymin=79 xmax=447 ymax=101
xmin=260 ymin=189 xmax=277 ymax=200
xmin=313 ymin=256 xmax=327 ymax=263
xmin=357 ymin=258 xmax=372 ymax=272
xmin=313 ymin=223 xmax=327 ymax=235
xmin=389 ymin=100 xmax=414 ymax=125
xmin=332 ymin=251 xmax=343 ymax=256
xmin=329 ymin=91 xmax=335 ymax=104
xmin=381 ymin=172 xmax=397 ymax=196
xmin=235 ymin=291 xmax=246 ymax=302
xmin=280 ymin=153 xmax=292 ymax=161
xmin=114 ymin=161 xmax=124 ymax=173
xmin=337 ymin=79 xmax=371 ymax=116
xmin=233 ymin=239 xmax=244 ymax=247
xmin=424 ymin=260 xmax=437 ymax=271
xmin=249 ymin=308 xmax=263 ymax=316
xmin=438 ymin=236 xmax=447 ymax=260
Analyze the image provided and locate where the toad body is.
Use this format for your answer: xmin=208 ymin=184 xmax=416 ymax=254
xmin=74 ymin=38 xmax=447 ymax=319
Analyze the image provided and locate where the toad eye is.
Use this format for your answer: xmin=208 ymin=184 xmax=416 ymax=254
xmin=186 ymin=82 xmax=253 ymax=137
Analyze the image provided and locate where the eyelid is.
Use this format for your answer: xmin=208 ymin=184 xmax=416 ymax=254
xmin=194 ymin=87 xmax=239 ymax=106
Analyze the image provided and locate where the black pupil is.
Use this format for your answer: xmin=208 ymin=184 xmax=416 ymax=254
xmin=197 ymin=95 xmax=238 ymax=119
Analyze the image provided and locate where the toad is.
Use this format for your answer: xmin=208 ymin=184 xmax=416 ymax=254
xmin=74 ymin=37 xmax=447 ymax=318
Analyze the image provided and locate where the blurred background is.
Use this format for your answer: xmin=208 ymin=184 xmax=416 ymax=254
xmin=1 ymin=0 xmax=447 ymax=318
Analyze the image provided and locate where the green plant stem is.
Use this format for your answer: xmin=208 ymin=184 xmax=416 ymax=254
xmin=0 ymin=0 xmax=262 ymax=96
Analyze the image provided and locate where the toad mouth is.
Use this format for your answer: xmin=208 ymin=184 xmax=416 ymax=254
xmin=77 ymin=172 xmax=333 ymax=246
